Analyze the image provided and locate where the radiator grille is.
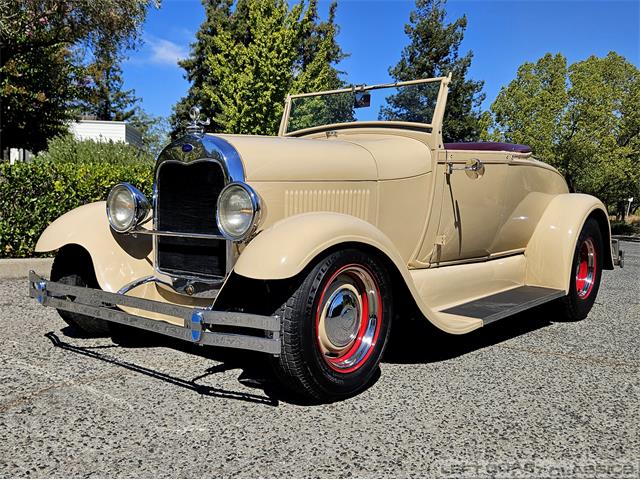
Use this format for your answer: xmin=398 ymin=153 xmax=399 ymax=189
xmin=156 ymin=161 xmax=226 ymax=278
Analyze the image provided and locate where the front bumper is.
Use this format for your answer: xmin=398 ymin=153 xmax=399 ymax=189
xmin=28 ymin=271 xmax=281 ymax=355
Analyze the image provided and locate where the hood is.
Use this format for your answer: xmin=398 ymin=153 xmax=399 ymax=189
xmin=218 ymin=134 xmax=376 ymax=181
xmin=219 ymin=132 xmax=432 ymax=182
xmin=156 ymin=132 xmax=432 ymax=183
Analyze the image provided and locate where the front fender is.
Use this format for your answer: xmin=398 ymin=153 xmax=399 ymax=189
xmin=234 ymin=212 xmax=408 ymax=280
xmin=233 ymin=212 xmax=482 ymax=334
xmin=35 ymin=202 xmax=154 ymax=293
xmin=525 ymin=193 xmax=613 ymax=292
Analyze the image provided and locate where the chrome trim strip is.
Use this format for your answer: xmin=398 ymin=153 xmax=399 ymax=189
xmin=154 ymin=269 xmax=225 ymax=290
xmin=117 ymin=275 xmax=171 ymax=295
xmin=131 ymin=228 xmax=226 ymax=240
xmin=155 ymin=134 xmax=245 ymax=183
xmin=117 ymin=273 xmax=223 ymax=298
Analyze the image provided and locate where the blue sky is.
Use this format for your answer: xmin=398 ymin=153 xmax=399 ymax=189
xmin=123 ymin=0 xmax=640 ymax=120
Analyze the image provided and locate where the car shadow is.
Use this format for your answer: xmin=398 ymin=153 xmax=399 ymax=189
xmin=384 ymin=304 xmax=555 ymax=364
xmin=49 ymin=326 xmax=379 ymax=406
xmin=45 ymin=330 xmax=287 ymax=407
xmin=46 ymin=304 xmax=558 ymax=406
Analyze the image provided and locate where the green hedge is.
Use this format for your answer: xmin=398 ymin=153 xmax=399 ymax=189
xmin=39 ymin=135 xmax=155 ymax=164
xmin=0 ymin=156 xmax=153 ymax=258
xmin=610 ymin=220 xmax=639 ymax=236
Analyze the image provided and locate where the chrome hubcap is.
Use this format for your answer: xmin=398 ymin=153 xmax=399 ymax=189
xmin=316 ymin=265 xmax=381 ymax=373
xmin=324 ymin=286 xmax=361 ymax=348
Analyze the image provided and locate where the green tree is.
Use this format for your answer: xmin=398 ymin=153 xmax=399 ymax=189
xmin=0 ymin=0 xmax=153 ymax=155
xmin=380 ymin=0 xmax=485 ymax=142
xmin=1 ymin=40 xmax=81 ymax=154
xmin=490 ymin=52 xmax=640 ymax=216
xmin=490 ymin=53 xmax=569 ymax=165
xmin=170 ymin=0 xmax=236 ymax=136
xmin=171 ymin=0 xmax=346 ymax=136
xmin=129 ymin=109 xmax=171 ymax=156
xmin=75 ymin=43 xmax=139 ymax=121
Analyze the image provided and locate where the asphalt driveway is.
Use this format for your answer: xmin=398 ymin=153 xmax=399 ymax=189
xmin=1 ymin=242 xmax=638 ymax=478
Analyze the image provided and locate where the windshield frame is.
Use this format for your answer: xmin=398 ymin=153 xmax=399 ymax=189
xmin=278 ymin=76 xmax=451 ymax=137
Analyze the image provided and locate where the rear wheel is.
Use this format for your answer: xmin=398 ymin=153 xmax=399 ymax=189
xmin=558 ymin=218 xmax=603 ymax=321
xmin=273 ymin=249 xmax=393 ymax=401
xmin=50 ymin=246 xmax=111 ymax=337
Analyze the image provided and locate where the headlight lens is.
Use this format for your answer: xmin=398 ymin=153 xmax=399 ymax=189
xmin=106 ymin=183 xmax=149 ymax=233
xmin=216 ymin=183 xmax=260 ymax=240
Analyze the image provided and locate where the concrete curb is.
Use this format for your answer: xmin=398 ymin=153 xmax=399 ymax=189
xmin=0 ymin=258 xmax=53 ymax=279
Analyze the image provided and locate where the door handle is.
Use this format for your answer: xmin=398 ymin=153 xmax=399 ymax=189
xmin=445 ymin=158 xmax=485 ymax=179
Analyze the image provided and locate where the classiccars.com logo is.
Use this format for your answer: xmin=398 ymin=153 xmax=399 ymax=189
xmin=437 ymin=460 xmax=640 ymax=477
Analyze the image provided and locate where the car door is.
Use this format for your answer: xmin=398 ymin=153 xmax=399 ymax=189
xmin=429 ymin=149 xmax=509 ymax=265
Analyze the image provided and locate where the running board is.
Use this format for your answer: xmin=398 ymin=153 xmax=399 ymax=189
xmin=441 ymin=286 xmax=565 ymax=325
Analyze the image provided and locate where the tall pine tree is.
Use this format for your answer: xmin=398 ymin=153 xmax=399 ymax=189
xmin=170 ymin=0 xmax=235 ymax=135
xmin=380 ymin=0 xmax=484 ymax=142
xmin=75 ymin=43 xmax=139 ymax=121
xmin=171 ymin=0 xmax=346 ymax=136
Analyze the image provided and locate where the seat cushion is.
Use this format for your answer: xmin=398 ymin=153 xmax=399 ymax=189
xmin=444 ymin=142 xmax=532 ymax=153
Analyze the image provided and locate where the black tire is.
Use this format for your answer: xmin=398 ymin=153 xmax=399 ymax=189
xmin=50 ymin=245 xmax=111 ymax=337
xmin=272 ymin=249 xmax=393 ymax=401
xmin=558 ymin=218 xmax=604 ymax=321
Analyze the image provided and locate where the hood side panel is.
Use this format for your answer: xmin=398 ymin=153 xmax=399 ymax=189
xmin=333 ymin=134 xmax=433 ymax=180
xmin=219 ymin=135 xmax=378 ymax=182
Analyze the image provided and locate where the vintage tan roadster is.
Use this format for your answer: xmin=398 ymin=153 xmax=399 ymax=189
xmin=29 ymin=76 xmax=623 ymax=400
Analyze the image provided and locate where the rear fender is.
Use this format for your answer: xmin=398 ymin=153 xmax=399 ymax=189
xmin=525 ymin=193 xmax=613 ymax=292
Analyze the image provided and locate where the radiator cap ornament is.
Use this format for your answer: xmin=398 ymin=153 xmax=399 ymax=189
xmin=186 ymin=106 xmax=210 ymax=135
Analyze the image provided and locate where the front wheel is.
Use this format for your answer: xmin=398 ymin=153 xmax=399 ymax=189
xmin=273 ymin=249 xmax=393 ymax=401
xmin=50 ymin=245 xmax=111 ymax=337
xmin=558 ymin=218 xmax=604 ymax=321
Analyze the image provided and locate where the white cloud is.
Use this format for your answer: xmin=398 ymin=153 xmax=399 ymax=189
xmin=145 ymin=35 xmax=188 ymax=66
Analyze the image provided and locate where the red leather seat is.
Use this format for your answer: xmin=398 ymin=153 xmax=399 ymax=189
xmin=443 ymin=142 xmax=532 ymax=153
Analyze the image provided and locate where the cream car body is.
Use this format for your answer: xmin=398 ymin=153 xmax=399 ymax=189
xmin=31 ymin=76 xmax=618 ymax=399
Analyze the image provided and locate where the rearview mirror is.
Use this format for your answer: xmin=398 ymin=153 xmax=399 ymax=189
xmin=354 ymin=91 xmax=371 ymax=109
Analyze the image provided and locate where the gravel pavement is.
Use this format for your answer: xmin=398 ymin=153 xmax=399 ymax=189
xmin=1 ymin=242 xmax=639 ymax=478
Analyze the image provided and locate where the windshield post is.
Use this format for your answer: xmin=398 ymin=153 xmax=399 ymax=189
xmin=278 ymin=94 xmax=292 ymax=136
xmin=431 ymin=72 xmax=452 ymax=150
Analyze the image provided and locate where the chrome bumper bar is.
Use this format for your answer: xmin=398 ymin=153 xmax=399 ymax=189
xmin=28 ymin=271 xmax=280 ymax=355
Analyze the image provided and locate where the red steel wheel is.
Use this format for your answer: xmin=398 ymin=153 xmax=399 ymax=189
xmin=558 ymin=218 xmax=603 ymax=321
xmin=272 ymin=249 xmax=393 ymax=401
xmin=575 ymin=237 xmax=597 ymax=299
xmin=315 ymin=264 xmax=382 ymax=374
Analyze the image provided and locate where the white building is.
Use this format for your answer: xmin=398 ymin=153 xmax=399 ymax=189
xmin=69 ymin=119 xmax=143 ymax=148
xmin=5 ymin=119 xmax=143 ymax=165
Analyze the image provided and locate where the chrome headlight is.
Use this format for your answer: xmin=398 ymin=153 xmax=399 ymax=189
xmin=106 ymin=183 xmax=150 ymax=233
xmin=216 ymin=182 xmax=261 ymax=241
